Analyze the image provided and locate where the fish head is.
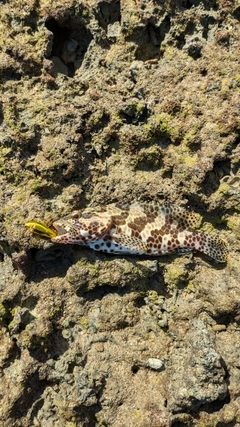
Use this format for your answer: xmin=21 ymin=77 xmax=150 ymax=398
xmin=52 ymin=211 xmax=113 ymax=245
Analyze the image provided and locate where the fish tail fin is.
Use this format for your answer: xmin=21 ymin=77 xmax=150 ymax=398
xmin=196 ymin=233 xmax=229 ymax=263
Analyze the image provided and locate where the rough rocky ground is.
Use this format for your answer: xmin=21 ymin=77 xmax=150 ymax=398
xmin=0 ymin=0 xmax=240 ymax=426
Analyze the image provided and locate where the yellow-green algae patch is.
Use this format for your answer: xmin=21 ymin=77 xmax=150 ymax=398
xmin=163 ymin=257 xmax=190 ymax=288
xmin=227 ymin=214 xmax=240 ymax=240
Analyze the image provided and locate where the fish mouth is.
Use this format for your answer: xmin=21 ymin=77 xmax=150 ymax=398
xmin=52 ymin=222 xmax=68 ymax=236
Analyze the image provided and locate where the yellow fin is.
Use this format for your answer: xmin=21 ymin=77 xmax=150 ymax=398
xmin=25 ymin=222 xmax=57 ymax=238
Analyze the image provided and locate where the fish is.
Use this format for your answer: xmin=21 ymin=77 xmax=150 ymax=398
xmin=43 ymin=202 xmax=228 ymax=263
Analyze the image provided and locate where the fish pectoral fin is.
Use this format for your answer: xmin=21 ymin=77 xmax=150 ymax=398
xmin=112 ymin=233 xmax=148 ymax=252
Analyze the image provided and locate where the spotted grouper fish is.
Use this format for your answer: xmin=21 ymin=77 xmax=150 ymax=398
xmin=50 ymin=202 xmax=228 ymax=263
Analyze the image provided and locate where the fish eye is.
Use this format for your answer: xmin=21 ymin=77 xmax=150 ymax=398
xmin=72 ymin=213 xmax=80 ymax=219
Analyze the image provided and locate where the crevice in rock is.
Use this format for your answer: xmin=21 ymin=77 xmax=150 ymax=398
xmin=212 ymin=312 xmax=237 ymax=327
xmin=198 ymin=392 xmax=230 ymax=414
xmin=0 ymin=300 xmax=14 ymax=328
xmin=8 ymin=370 xmax=50 ymax=419
xmin=119 ymin=102 xmax=150 ymax=125
xmin=93 ymin=0 xmax=121 ymax=31
xmin=0 ymin=102 xmax=3 ymax=125
xmin=201 ymin=15 xmax=216 ymax=40
xmin=77 ymin=284 xmax=131 ymax=300
xmin=182 ymin=0 xmax=201 ymax=8
xmin=45 ymin=13 xmax=93 ymax=77
xmin=29 ymin=328 xmax=69 ymax=362
xmin=2 ymin=338 xmax=21 ymax=369
xmin=202 ymin=159 xmax=231 ymax=196
xmin=176 ymin=21 xmax=196 ymax=50
xmin=22 ymin=0 xmax=39 ymax=32
xmin=182 ymin=0 xmax=217 ymax=10
xmin=135 ymin=15 xmax=171 ymax=61
xmin=233 ymin=5 xmax=240 ymax=21
xmin=147 ymin=16 xmax=171 ymax=48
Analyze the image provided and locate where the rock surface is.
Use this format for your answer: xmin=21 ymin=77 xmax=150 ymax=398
xmin=0 ymin=0 xmax=240 ymax=426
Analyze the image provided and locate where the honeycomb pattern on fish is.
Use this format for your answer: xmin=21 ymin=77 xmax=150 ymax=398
xmin=52 ymin=202 xmax=229 ymax=263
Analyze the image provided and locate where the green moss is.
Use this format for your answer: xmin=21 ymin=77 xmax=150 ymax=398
xmin=227 ymin=215 xmax=240 ymax=239
xmin=182 ymin=125 xmax=200 ymax=146
xmin=147 ymin=290 xmax=161 ymax=305
xmin=161 ymin=45 xmax=177 ymax=59
xmin=164 ymin=258 xmax=189 ymax=287
xmin=220 ymin=77 xmax=231 ymax=99
xmin=4 ymin=105 xmax=18 ymax=130
xmin=28 ymin=178 xmax=45 ymax=192
xmin=200 ymin=221 xmax=217 ymax=234
xmin=217 ymin=183 xmax=231 ymax=195
xmin=79 ymin=316 xmax=90 ymax=330
xmin=180 ymin=154 xmax=198 ymax=167
xmin=82 ymin=9 xmax=89 ymax=18
xmin=181 ymin=103 xmax=194 ymax=118
xmin=123 ymin=14 xmax=141 ymax=37
xmin=135 ymin=145 xmax=162 ymax=169
xmin=155 ymin=113 xmax=178 ymax=141
xmin=87 ymin=111 xmax=105 ymax=127
xmin=140 ymin=112 xmax=180 ymax=145
xmin=123 ymin=102 xmax=146 ymax=120
xmin=135 ymin=102 xmax=145 ymax=115
xmin=0 ymin=302 xmax=7 ymax=323
xmin=0 ymin=147 xmax=12 ymax=175
xmin=48 ymin=306 xmax=62 ymax=320
xmin=187 ymin=281 xmax=196 ymax=292
xmin=111 ymin=110 xmax=123 ymax=126
xmin=167 ymin=145 xmax=198 ymax=170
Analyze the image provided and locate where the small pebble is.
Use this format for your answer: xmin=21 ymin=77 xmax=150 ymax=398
xmin=212 ymin=324 xmax=227 ymax=332
xmin=147 ymin=358 xmax=164 ymax=371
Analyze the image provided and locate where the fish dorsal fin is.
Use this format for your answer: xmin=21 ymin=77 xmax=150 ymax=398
xmin=165 ymin=205 xmax=201 ymax=229
xmin=136 ymin=202 xmax=201 ymax=229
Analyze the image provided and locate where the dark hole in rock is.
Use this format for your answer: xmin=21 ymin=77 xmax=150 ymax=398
xmin=0 ymin=301 xmax=14 ymax=327
xmin=131 ymin=364 xmax=139 ymax=374
xmin=22 ymin=295 xmax=39 ymax=310
xmin=119 ymin=102 xmax=150 ymax=125
xmin=2 ymin=69 xmax=22 ymax=82
xmin=162 ymin=167 xmax=173 ymax=180
xmin=8 ymin=372 xmax=47 ymax=419
xmin=135 ymin=16 xmax=171 ymax=61
xmin=45 ymin=16 xmax=93 ymax=77
xmin=94 ymin=0 xmax=121 ymax=31
xmin=176 ymin=33 xmax=186 ymax=50
xmin=0 ymin=103 xmax=3 ymax=125
xmin=186 ymin=42 xmax=203 ymax=59
xmin=182 ymin=0 xmax=218 ymax=10
xmin=176 ymin=21 xmax=196 ymax=50
xmin=181 ymin=0 xmax=201 ymax=8
xmin=199 ymin=393 xmax=230 ymax=414
xmin=18 ymin=310 xmax=36 ymax=332
xmin=201 ymin=15 xmax=216 ymax=40
xmin=200 ymin=68 xmax=208 ymax=76
xmin=45 ymin=18 xmax=71 ymax=58
xmin=233 ymin=5 xmax=240 ymax=21
xmin=202 ymin=159 xmax=231 ymax=196
xmin=148 ymin=16 xmax=171 ymax=47
xmin=212 ymin=312 xmax=235 ymax=327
